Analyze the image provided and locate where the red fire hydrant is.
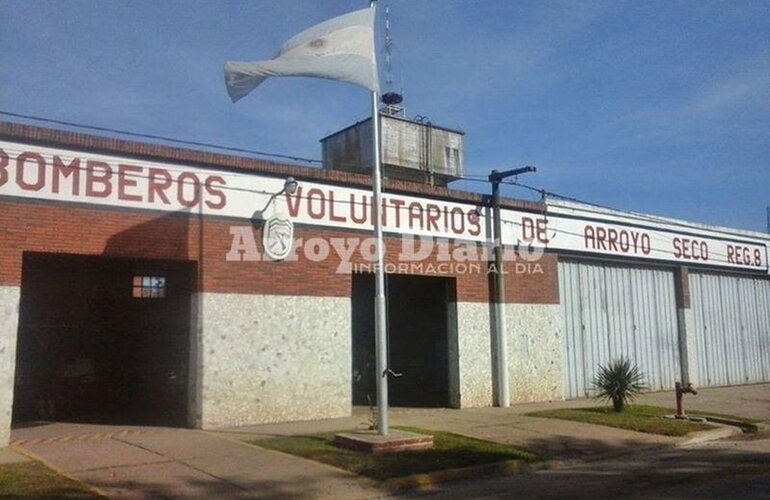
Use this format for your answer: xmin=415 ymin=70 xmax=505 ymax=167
xmin=675 ymin=381 xmax=698 ymax=419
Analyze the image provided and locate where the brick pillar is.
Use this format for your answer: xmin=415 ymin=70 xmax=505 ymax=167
xmin=674 ymin=267 xmax=698 ymax=386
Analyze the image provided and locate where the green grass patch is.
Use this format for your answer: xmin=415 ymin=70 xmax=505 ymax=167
xmin=252 ymin=426 xmax=536 ymax=481
xmin=526 ymin=405 xmax=716 ymax=436
xmin=0 ymin=461 xmax=101 ymax=498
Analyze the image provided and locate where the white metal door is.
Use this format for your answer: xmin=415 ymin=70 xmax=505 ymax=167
xmin=559 ymin=260 xmax=680 ymax=399
xmin=690 ymin=272 xmax=770 ymax=387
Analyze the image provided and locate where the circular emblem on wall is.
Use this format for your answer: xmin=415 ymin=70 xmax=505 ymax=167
xmin=263 ymin=215 xmax=294 ymax=261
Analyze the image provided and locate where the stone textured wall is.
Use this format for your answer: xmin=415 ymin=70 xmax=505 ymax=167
xmin=198 ymin=293 xmax=351 ymax=429
xmin=454 ymin=302 xmax=564 ymax=407
xmin=455 ymin=302 xmax=493 ymax=407
xmin=0 ymin=287 xmax=20 ymax=446
xmin=505 ymin=303 xmax=563 ymax=403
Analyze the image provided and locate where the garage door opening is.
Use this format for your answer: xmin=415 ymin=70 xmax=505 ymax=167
xmin=12 ymin=253 xmax=194 ymax=427
xmin=352 ymin=273 xmax=456 ymax=407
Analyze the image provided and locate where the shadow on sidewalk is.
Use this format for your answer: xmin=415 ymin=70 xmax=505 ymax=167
xmin=82 ymin=473 xmax=358 ymax=500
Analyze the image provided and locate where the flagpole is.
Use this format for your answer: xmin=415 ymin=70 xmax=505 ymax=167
xmin=369 ymin=0 xmax=388 ymax=436
xmin=225 ymin=2 xmax=387 ymax=431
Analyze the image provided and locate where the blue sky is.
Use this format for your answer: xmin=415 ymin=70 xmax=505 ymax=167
xmin=2 ymin=0 xmax=768 ymax=231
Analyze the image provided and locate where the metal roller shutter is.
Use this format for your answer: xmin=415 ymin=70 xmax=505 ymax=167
xmin=559 ymin=260 xmax=680 ymax=399
xmin=690 ymin=272 xmax=770 ymax=387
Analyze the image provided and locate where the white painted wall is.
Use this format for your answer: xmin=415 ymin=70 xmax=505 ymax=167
xmin=0 ymin=287 xmax=20 ymax=447
xmin=195 ymin=293 xmax=351 ymax=429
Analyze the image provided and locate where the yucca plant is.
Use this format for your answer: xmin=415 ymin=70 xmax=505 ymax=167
xmin=593 ymin=357 xmax=647 ymax=412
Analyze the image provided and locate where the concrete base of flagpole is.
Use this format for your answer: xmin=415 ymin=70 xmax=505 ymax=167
xmin=333 ymin=430 xmax=434 ymax=454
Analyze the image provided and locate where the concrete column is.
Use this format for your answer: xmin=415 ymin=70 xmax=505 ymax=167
xmin=187 ymin=291 xmax=203 ymax=429
xmin=0 ymin=287 xmax=20 ymax=447
xmin=674 ymin=267 xmax=698 ymax=386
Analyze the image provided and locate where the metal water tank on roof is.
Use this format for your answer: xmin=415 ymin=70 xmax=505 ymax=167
xmin=321 ymin=113 xmax=465 ymax=186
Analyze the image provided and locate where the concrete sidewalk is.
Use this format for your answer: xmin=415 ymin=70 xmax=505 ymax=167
xmin=636 ymin=383 xmax=770 ymax=422
xmin=12 ymin=424 xmax=380 ymax=499
xmin=215 ymin=404 xmax=680 ymax=463
xmin=8 ymin=383 xmax=769 ymax=499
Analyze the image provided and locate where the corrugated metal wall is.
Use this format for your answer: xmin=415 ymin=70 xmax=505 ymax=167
xmin=690 ymin=272 xmax=770 ymax=387
xmin=559 ymin=260 xmax=680 ymax=399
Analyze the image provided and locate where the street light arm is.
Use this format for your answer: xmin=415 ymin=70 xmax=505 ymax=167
xmin=489 ymin=166 xmax=536 ymax=182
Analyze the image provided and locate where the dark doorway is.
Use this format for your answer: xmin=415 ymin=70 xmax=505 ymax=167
xmin=352 ymin=273 xmax=455 ymax=407
xmin=12 ymin=253 xmax=194 ymax=427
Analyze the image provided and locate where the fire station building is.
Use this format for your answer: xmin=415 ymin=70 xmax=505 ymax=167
xmin=0 ymin=120 xmax=768 ymax=447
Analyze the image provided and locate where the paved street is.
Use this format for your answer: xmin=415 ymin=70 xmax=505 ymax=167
xmin=406 ymin=431 xmax=770 ymax=499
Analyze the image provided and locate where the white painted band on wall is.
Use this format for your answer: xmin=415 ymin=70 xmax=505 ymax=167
xmin=1 ymin=140 xmax=768 ymax=273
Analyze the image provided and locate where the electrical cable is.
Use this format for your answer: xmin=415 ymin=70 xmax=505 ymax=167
xmin=0 ymin=110 xmax=322 ymax=165
xmin=1 ymin=112 xmax=766 ymax=253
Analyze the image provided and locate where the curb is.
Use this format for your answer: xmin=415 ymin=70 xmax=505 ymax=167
xmin=697 ymin=416 xmax=765 ymax=433
xmin=382 ymin=459 xmax=533 ymax=493
xmin=677 ymin=425 xmax=742 ymax=447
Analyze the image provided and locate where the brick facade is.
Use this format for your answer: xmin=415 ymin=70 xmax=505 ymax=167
xmin=0 ymin=199 xmax=558 ymax=304
xmin=0 ymin=121 xmax=559 ymax=305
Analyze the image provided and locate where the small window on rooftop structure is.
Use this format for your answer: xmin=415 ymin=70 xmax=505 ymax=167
xmin=132 ymin=276 xmax=166 ymax=298
xmin=444 ymin=146 xmax=460 ymax=171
